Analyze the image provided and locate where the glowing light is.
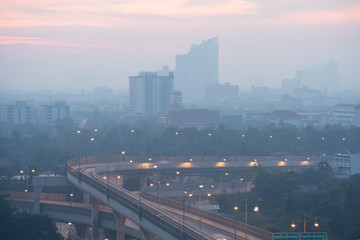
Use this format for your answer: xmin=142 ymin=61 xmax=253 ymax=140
xmin=234 ymin=205 xmax=238 ymax=211
xmin=291 ymin=221 xmax=296 ymax=228
xmin=117 ymin=175 xmax=121 ymax=179
xmin=249 ymin=161 xmax=259 ymax=167
xmin=242 ymin=134 xmax=245 ymax=138
xmin=176 ymin=171 xmax=180 ymax=175
xmin=254 ymin=205 xmax=259 ymax=212
xmin=129 ymin=160 xmax=133 ymax=163
xmin=179 ymin=162 xmax=193 ymax=168
xmin=277 ymin=161 xmax=286 ymax=166
xmin=215 ymin=162 xmax=226 ymax=167
xmin=131 ymin=129 xmax=135 ymax=133
xmin=314 ymin=222 xmax=319 ymax=228
xmin=300 ymin=161 xmax=309 ymax=166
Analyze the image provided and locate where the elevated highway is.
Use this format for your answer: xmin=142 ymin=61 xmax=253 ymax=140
xmin=65 ymin=155 xmax=319 ymax=239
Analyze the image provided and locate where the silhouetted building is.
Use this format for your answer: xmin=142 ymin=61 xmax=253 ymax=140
xmin=94 ymin=86 xmax=114 ymax=101
xmin=297 ymin=59 xmax=338 ymax=93
xmin=39 ymin=100 xmax=70 ymax=126
xmin=267 ymin=110 xmax=301 ymax=126
xmin=333 ymin=104 xmax=360 ymax=127
xmin=129 ymin=66 xmax=174 ymax=117
xmin=0 ymin=101 xmax=31 ymax=125
xmin=281 ymin=78 xmax=300 ymax=95
xmin=167 ymin=109 xmax=220 ymax=128
xmin=175 ymin=37 xmax=219 ymax=102
xmin=205 ymin=82 xmax=239 ymax=106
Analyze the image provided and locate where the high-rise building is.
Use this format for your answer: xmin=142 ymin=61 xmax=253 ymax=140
xmin=39 ymin=100 xmax=70 ymax=126
xmin=175 ymin=37 xmax=219 ymax=102
xmin=296 ymin=59 xmax=338 ymax=93
xmin=129 ymin=66 xmax=174 ymax=117
xmin=0 ymin=101 xmax=31 ymax=125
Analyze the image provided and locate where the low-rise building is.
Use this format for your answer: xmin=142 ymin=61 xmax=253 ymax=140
xmin=333 ymin=103 xmax=360 ymax=127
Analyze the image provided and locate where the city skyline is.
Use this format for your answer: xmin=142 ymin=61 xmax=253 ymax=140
xmin=0 ymin=0 xmax=359 ymax=92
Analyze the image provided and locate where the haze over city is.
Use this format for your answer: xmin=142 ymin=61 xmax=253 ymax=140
xmin=1 ymin=0 xmax=360 ymax=92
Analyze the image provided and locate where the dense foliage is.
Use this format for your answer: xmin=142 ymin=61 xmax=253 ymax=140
xmin=217 ymin=166 xmax=360 ymax=240
xmin=0 ymin=195 xmax=63 ymax=240
xmin=1 ymin=121 xmax=359 ymax=175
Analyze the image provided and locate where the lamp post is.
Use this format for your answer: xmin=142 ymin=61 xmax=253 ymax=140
xmin=291 ymin=216 xmax=319 ymax=232
xmin=182 ymin=186 xmax=192 ymax=239
xmin=198 ymin=184 xmax=204 ymax=229
xmin=150 ymin=180 xmax=170 ymax=207
xmin=234 ymin=205 xmax=239 ymax=240
xmin=245 ymin=200 xmax=259 ymax=240
xmin=19 ymin=167 xmax=35 ymax=192
xmin=121 ymin=151 xmax=125 ymax=162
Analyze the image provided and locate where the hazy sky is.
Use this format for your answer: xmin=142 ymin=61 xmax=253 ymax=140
xmin=1 ymin=0 xmax=359 ymax=93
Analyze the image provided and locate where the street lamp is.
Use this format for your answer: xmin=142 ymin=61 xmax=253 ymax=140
xmin=150 ymin=180 xmax=170 ymax=207
xmin=19 ymin=167 xmax=35 ymax=192
xmin=182 ymin=186 xmax=192 ymax=239
xmin=69 ymin=193 xmax=74 ymax=205
xmin=234 ymin=205 xmax=239 ymax=240
xmin=198 ymin=184 xmax=204 ymax=229
xmin=121 ymin=151 xmax=126 ymax=162
xmin=245 ymin=200 xmax=259 ymax=240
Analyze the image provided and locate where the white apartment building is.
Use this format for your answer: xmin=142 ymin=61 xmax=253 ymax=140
xmin=129 ymin=67 xmax=174 ymax=117
xmin=333 ymin=104 xmax=360 ymax=127
xmin=39 ymin=100 xmax=70 ymax=126
xmin=0 ymin=101 xmax=31 ymax=125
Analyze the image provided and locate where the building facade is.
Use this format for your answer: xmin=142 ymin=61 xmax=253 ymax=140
xmin=129 ymin=67 xmax=174 ymax=117
xmin=175 ymin=37 xmax=219 ymax=102
xmin=333 ymin=104 xmax=360 ymax=127
xmin=0 ymin=101 xmax=31 ymax=125
xmin=39 ymin=100 xmax=70 ymax=126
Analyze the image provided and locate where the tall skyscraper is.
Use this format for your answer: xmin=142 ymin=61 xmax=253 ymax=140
xmin=175 ymin=37 xmax=219 ymax=102
xmin=129 ymin=66 xmax=174 ymax=117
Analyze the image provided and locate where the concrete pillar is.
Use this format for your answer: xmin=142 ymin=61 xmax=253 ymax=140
xmin=216 ymin=171 xmax=223 ymax=192
xmin=139 ymin=173 xmax=148 ymax=190
xmin=113 ymin=211 xmax=126 ymax=240
xmin=33 ymin=186 xmax=42 ymax=214
xmin=140 ymin=227 xmax=156 ymax=240
xmin=92 ymin=198 xmax=100 ymax=240
xmin=75 ymin=224 xmax=86 ymax=239
xmin=179 ymin=173 xmax=185 ymax=184
xmin=83 ymin=192 xmax=91 ymax=204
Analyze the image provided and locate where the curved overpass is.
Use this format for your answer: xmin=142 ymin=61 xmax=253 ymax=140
xmin=67 ymin=155 xmax=319 ymax=239
xmin=67 ymin=158 xmax=215 ymax=240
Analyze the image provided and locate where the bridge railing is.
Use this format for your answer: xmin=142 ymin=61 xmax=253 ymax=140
xmin=141 ymin=191 xmax=274 ymax=240
xmin=67 ymin=161 xmax=214 ymax=240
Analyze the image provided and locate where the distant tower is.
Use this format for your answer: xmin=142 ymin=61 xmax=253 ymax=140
xmin=175 ymin=37 xmax=219 ymax=103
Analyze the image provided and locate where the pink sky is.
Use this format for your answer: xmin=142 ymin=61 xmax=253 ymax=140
xmin=1 ymin=0 xmax=360 ymax=91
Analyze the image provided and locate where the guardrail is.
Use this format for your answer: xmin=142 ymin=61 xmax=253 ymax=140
xmin=141 ymin=191 xmax=274 ymax=240
xmin=67 ymin=160 xmax=213 ymax=240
